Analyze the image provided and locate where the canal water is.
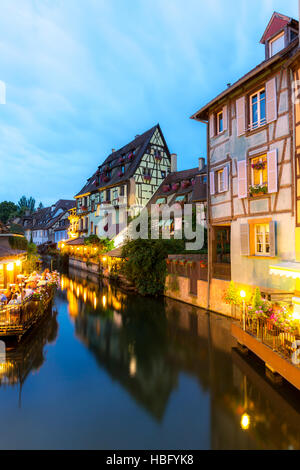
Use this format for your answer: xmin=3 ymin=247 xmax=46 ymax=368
xmin=0 ymin=270 xmax=299 ymax=450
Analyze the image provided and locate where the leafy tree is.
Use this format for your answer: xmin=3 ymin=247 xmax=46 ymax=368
xmin=17 ymin=196 xmax=36 ymax=215
xmin=0 ymin=201 xmax=18 ymax=223
xmin=23 ymin=242 xmax=40 ymax=274
xmin=38 ymin=202 xmax=44 ymax=210
xmin=121 ymin=239 xmax=184 ymax=296
xmin=84 ymin=235 xmax=114 ymax=253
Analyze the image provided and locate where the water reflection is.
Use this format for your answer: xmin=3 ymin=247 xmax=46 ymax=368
xmin=59 ymin=273 xmax=300 ymax=450
xmin=0 ymin=309 xmax=58 ymax=404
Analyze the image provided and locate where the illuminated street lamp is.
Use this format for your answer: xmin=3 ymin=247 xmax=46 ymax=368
xmin=241 ymin=413 xmax=250 ymax=430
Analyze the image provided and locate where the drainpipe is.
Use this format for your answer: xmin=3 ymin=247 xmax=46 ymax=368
xmin=204 ymin=120 xmax=211 ymax=311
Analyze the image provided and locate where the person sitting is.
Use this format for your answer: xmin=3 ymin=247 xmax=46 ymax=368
xmin=4 ymin=287 xmax=12 ymax=302
xmin=8 ymin=294 xmax=20 ymax=305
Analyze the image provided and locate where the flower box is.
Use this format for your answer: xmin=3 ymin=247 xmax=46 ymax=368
xmin=181 ymin=180 xmax=190 ymax=189
xmin=172 ymin=183 xmax=180 ymax=191
xmin=118 ymin=171 xmax=123 ymax=177
xmin=103 ymin=176 xmax=110 ymax=183
xmin=249 ymin=184 xmax=268 ymax=197
xmin=144 ymin=175 xmax=152 ymax=182
xmin=128 ymin=153 xmax=134 ymax=161
xmin=162 ymin=185 xmax=171 ymax=193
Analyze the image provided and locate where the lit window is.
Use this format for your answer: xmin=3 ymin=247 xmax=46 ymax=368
xmin=251 ymin=155 xmax=268 ymax=186
xmin=250 ymin=89 xmax=266 ymax=129
xmin=269 ymin=32 xmax=285 ymax=57
xmin=175 ymin=196 xmax=185 ymax=202
xmin=255 ymin=224 xmax=270 ymax=255
xmin=217 ymin=169 xmax=225 ymax=193
xmin=217 ymin=111 xmax=223 ymax=134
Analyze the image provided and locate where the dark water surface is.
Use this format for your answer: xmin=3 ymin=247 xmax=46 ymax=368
xmin=0 ymin=270 xmax=299 ymax=450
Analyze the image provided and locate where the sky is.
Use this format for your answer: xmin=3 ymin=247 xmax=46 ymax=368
xmin=0 ymin=0 xmax=298 ymax=206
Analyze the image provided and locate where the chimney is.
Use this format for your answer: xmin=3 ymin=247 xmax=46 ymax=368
xmin=170 ymin=153 xmax=177 ymax=173
xmin=198 ymin=158 xmax=205 ymax=171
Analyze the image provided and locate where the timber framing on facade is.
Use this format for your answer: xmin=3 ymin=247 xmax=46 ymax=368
xmin=191 ymin=11 xmax=300 ymax=297
xmin=74 ymin=124 xmax=174 ymax=238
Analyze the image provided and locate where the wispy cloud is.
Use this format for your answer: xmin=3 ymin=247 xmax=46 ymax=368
xmin=0 ymin=0 xmax=298 ymax=205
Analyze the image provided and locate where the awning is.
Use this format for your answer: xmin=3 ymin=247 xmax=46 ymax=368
xmin=270 ymin=262 xmax=300 ymax=279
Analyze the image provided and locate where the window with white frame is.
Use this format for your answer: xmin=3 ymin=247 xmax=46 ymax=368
xmin=250 ymin=89 xmax=266 ymax=129
xmin=255 ymin=224 xmax=270 ymax=255
xmin=217 ymin=111 xmax=223 ymax=134
xmin=269 ymin=32 xmax=285 ymax=57
xmin=251 ymin=154 xmax=268 ymax=186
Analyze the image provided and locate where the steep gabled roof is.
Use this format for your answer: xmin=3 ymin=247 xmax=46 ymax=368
xmin=260 ymin=12 xmax=296 ymax=44
xmin=75 ymin=124 xmax=170 ymax=198
xmin=147 ymin=165 xmax=207 ymax=206
xmin=21 ymin=200 xmax=75 ymax=230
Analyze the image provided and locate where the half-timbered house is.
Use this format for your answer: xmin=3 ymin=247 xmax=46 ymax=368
xmin=74 ymin=124 xmax=174 ymax=239
xmin=191 ymin=11 xmax=300 ymax=303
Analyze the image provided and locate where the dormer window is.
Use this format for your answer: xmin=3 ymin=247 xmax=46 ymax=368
xmin=269 ymin=31 xmax=285 ymax=57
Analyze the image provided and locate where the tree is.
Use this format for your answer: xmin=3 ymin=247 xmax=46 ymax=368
xmin=38 ymin=202 xmax=44 ymax=210
xmin=0 ymin=201 xmax=18 ymax=223
xmin=121 ymin=239 xmax=184 ymax=296
xmin=17 ymin=196 xmax=36 ymax=216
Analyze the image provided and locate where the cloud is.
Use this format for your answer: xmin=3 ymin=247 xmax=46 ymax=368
xmin=0 ymin=0 xmax=298 ymax=205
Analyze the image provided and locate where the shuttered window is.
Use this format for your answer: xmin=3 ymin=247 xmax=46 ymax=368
xmin=266 ymin=77 xmax=277 ymax=123
xmin=223 ymin=105 xmax=228 ymax=131
xmin=210 ymin=171 xmax=215 ymax=195
xmin=236 ymin=96 xmax=246 ymax=136
xmin=209 ymin=114 xmax=215 ymax=139
xmin=240 ymin=224 xmax=250 ymax=256
xmin=250 ymin=88 xmax=266 ymax=129
xmin=267 ymin=149 xmax=278 ymax=194
xmin=237 ymin=160 xmax=247 ymax=199
xmin=240 ymin=221 xmax=277 ymax=257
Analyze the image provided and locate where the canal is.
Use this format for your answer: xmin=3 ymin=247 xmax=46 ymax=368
xmin=0 ymin=270 xmax=299 ymax=450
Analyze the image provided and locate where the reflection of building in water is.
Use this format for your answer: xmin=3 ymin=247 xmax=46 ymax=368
xmin=60 ymin=273 xmax=300 ymax=447
xmin=0 ymin=310 xmax=58 ymax=405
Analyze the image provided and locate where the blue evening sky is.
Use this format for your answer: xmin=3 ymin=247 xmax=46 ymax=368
xmin=0 ymin=0 xmax=298 ymax=206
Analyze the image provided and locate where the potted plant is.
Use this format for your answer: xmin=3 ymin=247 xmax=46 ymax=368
xmin=249 ymin=184 xmax=268 ymax=197
xmin=172 ymin=183 xmax=180 ymax=191
xmin=252 ymin=161 xmax=266 ymax=171
xmin=163 ymin=185 xmax=171 ymax=193
xmin=181 ymin=180 xmax=190 ymax=189
xmin=144 ymin=175 xmax=151 ymax=182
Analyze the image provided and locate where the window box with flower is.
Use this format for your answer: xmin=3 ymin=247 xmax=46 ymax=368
xmin=249 ymin=184 xmax=268 ymax=197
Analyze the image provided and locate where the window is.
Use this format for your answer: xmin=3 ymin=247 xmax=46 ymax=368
xmin=120 ymin=166 xmax=125 ymax=175
xmin=255 ymin=224 xmax=270 ymax=255
xmin=106 ymin=189 xmax=111 ymax=202
xmin=156 ymin=198 xmax=166 ymax=205
xmin=269 ymin=32 xmax=285 ymax=57
xmin=120 ymin=185 xmax=125 ymax=197
xmin=175 ymin=195 xmax=185 ymax=202
xmin=217 ymin=111 xmax=223 ymax=134
xmin=250 ymin=89 xmax=266 ymax=129
xmin=161 ymin=171 xmax=166 ymax=179
xmin=217 ymin=169 xmax=225 ymax=193
xmin=251 ymin=155 xmax=268 ymax=186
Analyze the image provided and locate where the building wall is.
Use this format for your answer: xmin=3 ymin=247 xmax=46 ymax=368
xmin=208 ymin=66 xmax=295 ymax=292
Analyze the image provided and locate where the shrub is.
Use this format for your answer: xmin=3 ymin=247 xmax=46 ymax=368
xmin=121 ymin=239 xmax=184 ymax=296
